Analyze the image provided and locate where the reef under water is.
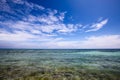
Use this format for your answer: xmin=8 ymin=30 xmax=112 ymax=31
xmin=0 ymin=49 xmax=120 ymax=80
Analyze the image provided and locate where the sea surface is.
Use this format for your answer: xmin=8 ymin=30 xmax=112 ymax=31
xmin=0 ymin=49 xmax=120 ymax=80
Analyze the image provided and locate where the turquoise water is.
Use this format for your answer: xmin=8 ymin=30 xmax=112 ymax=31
xmin=0 ymin=49 xmax=120 ymax=80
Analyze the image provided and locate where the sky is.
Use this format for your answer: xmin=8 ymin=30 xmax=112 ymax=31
xmin=0 ymin=0 xmax=120 ymax=49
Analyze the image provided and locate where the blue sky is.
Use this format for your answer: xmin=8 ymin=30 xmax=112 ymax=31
xmin=0 ymin=0 xmax=120 ymax=48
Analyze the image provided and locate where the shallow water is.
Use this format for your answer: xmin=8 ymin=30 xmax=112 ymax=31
xmin=0 ymin=49 xmax=120 ymax=80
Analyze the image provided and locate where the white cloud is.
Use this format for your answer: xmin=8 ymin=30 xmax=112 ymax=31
xmin=0 ymin=12 xmax=83 ymax=34
xmin=0 ymin=0 xmax=114 ymax=49
xmin=57 ymin=24 xmax=77 ymax=33
xmin=24 ymin=1 xmax=45 ymax=10
xmin=0 ymin=31 xmax=34 ymax=41
xmin=30 ymin=30 xmax=41 ymax=34
xmin=80 ymin=35 xmax=120 ymax=48
xmin=0 ymin=0 xmax=45 ymax=20
xmin=0 ymin=30 xmax=59 ymax=42
xmin=0 ymin=0 xmax=13 ymax=13
xmin=1 ymin=34 xmax=120 ymax=48
xmin=12 ymin=0 xmax=24 ymax=4
xmin=0 ymin=0 xmax=84 ymax=35
xmin=42 ymin=35 xmax=120 ymax=49
xmin=0 ymin=0 xmax=107 ymax=35
xmin=11 ymin=0 xmax=44 ymax=10
xmin=58 ymin=12 xmax=66 ymax=21
xmin=85 ymin=19 xmax=108 ymax=32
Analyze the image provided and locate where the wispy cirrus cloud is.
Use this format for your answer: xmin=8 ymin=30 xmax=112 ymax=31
xmin=0 ymin=0 xmax=83 ymax=38
xmin=0 ymin=0 xmax=111 ymax=48
xmin=85 ymin=19 xmax=108 ymax=32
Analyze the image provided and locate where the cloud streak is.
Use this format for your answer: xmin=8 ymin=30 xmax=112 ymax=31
xmin=85 ymin=19 xmax=108 ymax=32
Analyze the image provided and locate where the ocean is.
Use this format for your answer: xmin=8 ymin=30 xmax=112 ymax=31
xmin=0 ymin=49 xmax=120 ymax=80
